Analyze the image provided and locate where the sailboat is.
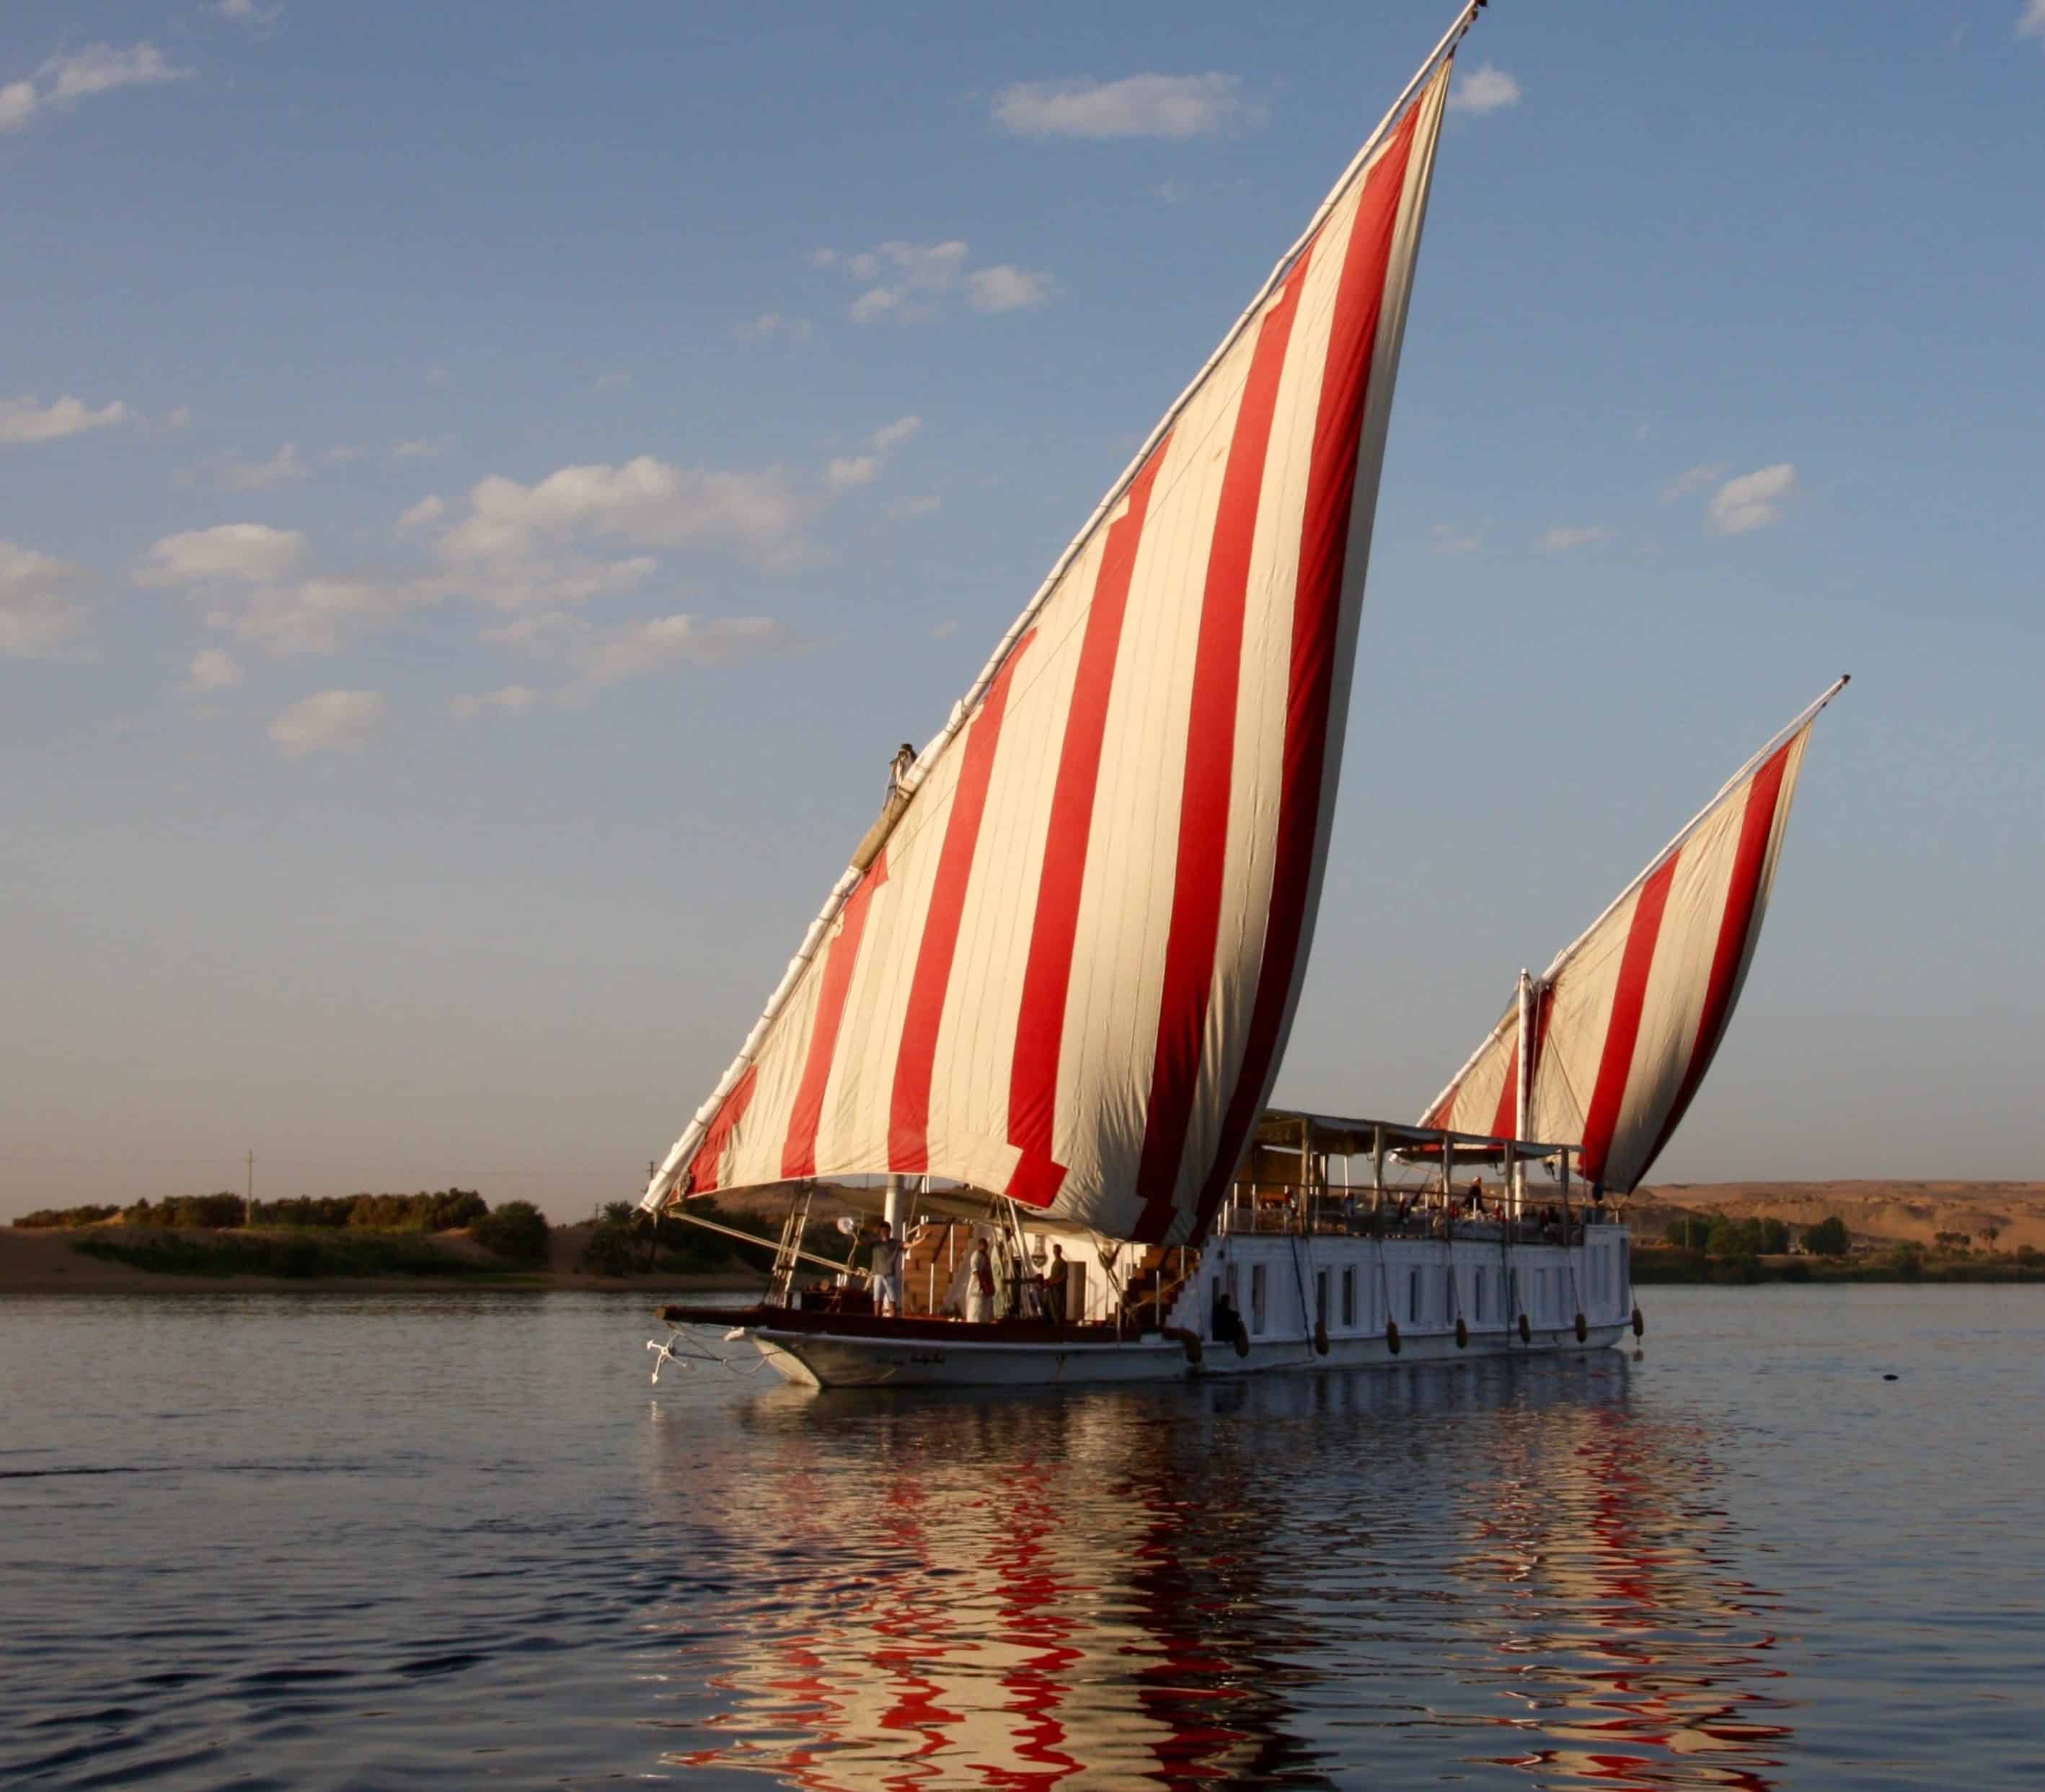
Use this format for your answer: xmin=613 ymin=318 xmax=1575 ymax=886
xmin=642 ymin=4 xmax=1832 ymax=1390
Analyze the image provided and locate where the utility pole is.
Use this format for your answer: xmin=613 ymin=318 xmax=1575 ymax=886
xmin=245 ymin=1151 xmax=255 ymax=1229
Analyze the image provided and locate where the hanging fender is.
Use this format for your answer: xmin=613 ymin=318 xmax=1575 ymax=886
xmin=1454 ymin=1317 xmax=1469 ymax=1350
xmin=1632 ymin=1306 xmax=1646 ymax=1338
xmin=1518 ymin=1312 xmax=1532 ymax=1345
xmin=1314 ymin=1320 xmax=1330 ymax=1357
xmin=1165 ymin=1326 xmax=1203 ymax=1367
xmin=1233 ymin=1323 xmax=1250 ymax=1359
xmin=1574 ymin=1312 xmax=1589 ymax=1343
xmin=1385 ymin=1319 xmax=1401 ymax=1356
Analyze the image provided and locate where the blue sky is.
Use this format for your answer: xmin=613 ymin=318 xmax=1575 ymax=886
xmin=5 ymin=1 xmax=2042 ymax=1218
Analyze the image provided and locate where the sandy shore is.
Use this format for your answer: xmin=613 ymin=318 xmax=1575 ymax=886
xmin=0 ymin=1226 xmax=766 ymax=1297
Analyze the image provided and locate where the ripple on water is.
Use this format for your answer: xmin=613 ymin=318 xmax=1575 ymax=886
xmin=2 ymin=1287 xmax=2042 ymax=1789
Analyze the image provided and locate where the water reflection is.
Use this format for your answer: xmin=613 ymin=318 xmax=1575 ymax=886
xmin=640 ymin=1360 xmax=1789 ymax=1790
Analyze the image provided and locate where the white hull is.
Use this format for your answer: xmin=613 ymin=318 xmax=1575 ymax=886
xmin=748 ymin=1320 xmax=1627 ymax=1390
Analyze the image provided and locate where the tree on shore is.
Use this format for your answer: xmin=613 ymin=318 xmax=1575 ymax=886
xmin=1802 ymin=1215 xmax=1851 ymax=1258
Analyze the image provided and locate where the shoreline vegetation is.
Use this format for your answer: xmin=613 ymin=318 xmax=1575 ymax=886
xmin=3 ymin=1191 xmax=790 ymax=1296
xmin=11 ymin=1188 xmax=2045 ymax=1294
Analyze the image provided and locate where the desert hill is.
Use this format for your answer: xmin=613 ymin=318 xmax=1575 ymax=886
xmin=1629 ymin=1181 xmax=2045 ymax=1251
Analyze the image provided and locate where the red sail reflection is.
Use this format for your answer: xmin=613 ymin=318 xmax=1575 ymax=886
xmin=638 ymin=1364 xmax=1791 ymax=1791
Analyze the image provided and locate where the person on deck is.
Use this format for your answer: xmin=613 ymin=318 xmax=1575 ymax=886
xmin=1043 ymin=1243 xmax=1070 ymax=1322
xmin=966 ymin=1235 xmax=996 ymax=1324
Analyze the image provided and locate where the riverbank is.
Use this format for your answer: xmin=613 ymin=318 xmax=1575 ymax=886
xmin=1631 ymin=1248 xmax=2045 ymax=1285
xmin=0 ymin=1226 xmax=765 ymax=1297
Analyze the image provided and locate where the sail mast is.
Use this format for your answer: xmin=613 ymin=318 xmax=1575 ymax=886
xmin=645 ymin=2 xmax=1490 ymax=1215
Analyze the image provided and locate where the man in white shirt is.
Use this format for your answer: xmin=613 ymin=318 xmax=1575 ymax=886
xmin=868 ymin=1220 xmax=906 ymax=1317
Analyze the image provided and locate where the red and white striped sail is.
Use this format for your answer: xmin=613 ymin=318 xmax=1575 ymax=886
xmin=1421 ymin=680 xmax=1848 ymax=1194
xmin=645 ymin=45 xmax=1461 ymax=1247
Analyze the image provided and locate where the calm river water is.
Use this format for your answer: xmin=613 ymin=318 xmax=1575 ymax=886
xmin=2 ymin=1286 xmax=2039 ymax=1789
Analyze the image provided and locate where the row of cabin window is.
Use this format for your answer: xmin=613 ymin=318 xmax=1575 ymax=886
xmin=1210 ymin=1248 xmax=1618 ymax=1339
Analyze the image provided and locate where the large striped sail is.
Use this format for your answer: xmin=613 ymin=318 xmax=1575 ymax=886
xmin=1420 ymin=679 xmax=1849 ymax=1194
xmin=645 ymin=23 xmax=1468 ymax=1248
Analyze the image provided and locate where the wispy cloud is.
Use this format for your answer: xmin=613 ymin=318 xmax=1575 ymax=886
xmin=183 ymin=442 xmax=311 ymax=493
xmin=1537 ymin=524 xmax=1610 ymax=552
xmin=185 ymin=647 xmax=244 ymax=692
xmin=1448 ymin=63 xmax=1522 ymax=116
xmin=269 ymin=689 xmax=386 ymax=756
xmin=1661 ymin=462 xmax=1728 ymax=503
xmin=1708 ymin=463 xmax=1798 ymax=535
xmin=993 ymin=72 xmax=1253 ymax=140
xmin=451 ymin=684 xmax=538 ymax=719
xmin=593 ymin=371 xmax=632 ymax=390
xmin=0 ymin=43 xmax=189 ymax=135
xmin=138 ymin=524 xmax=309 ymax=587
xmin=570 ymin=614 xmax=795 ymax=690
xmin=397 ymin=495 xmax=444 ymax=531
xmin=891 ymin=495 xmax=942 ymax=521
xmin=818 ymin=239 xmax=1056 ymax=325
xmin=966 ymin=265 xmax=1056 ymax=312
xmin=212 ymin=1 xmax=284 ymax=29
xmin=735 ymin=312 xmax=812 ymax=344
xmin=0 ymin=394 xmax=130 ymax=443
xmin=1432 ymin=524 xmax=1480 ymax=554
xmin=869 ymin=415 xmax=921 ymax=452
xmin=826 ymin=455 xmax=880 ymax=491
xmin=392 ymin=436 xmax=453 ymax=461
xmin=2020 ymin=1 xmax=2045 ymax=43
xmin=0 ymin=541 xmax=92 ymax=658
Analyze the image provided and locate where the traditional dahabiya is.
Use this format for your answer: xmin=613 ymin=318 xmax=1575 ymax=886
xmin=643 ymin=1 xmax=1846 ymax=1390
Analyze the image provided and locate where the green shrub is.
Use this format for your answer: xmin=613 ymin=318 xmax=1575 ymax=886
xmin=470 ymin=1200 xmax=550 ymax=1264
xmin=581 ymin=1217 xmax=643 ymax=1276
xmin=1664 ymin=1217 xmax=1710 ymax=1250
xmin=1803 ymin=1215 xmax=1851 ymax=1258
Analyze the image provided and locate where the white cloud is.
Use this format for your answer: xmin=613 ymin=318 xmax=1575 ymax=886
xmin=270 ymin=689 xmax=386 ymax=756
xmin=931 ymin=619 xmax=958 ymax=638
xmin=0 ymin=394 xmax=130 ymax=443
xmin=1448 ymin=63 xmax=1522 ymax=116
xmin=1708 ymin=463 xmax=1798 ymax=535
xmin=967 ymin=265 xmax=1056 ymax=312
xmin=1661 ymin=462 xmax=1728 ymax=503
xmin=826 ymin=455 xmax=880 ymax=491
xmin=451 ymin=684 xmax=538 ymax=719
xmin=869 ymin=415 xmax=921 ymax=452
xmin=0 ymin=541 xmax=92 ymax=658
xmin=397 ymin=495 xmax=444 ymax=531
xmin=819 ymin=239 xmax=1052 ymax=325
xmin=734 ymin=312 xmax=812 ymax=343
xmin=186 ymin=647 xmax=244 ymax=692
xmin=138 ymin=523 xmax=308 ymax=586
xmin=188 ymin=441 xmax=310 ymax=492
xmin=438 ymin=457 xmax=810 ymax=581
xmin=572 ymin=614 xmax=795 ymax=689
xmin=237 ymin=575 xmax=438 ymax=657
xmin=1 ymin=43 xmax=189 ymax=133
xmin=392 ymin=436 xmax=453 ymax=460
xmin=213 ymin=1 xmax=284 ymax=27
xmin=993 ymin=72 xmax=1249 ymax=140
xmin=2021 ymin=1 xmax=2045 ymax=42
xmin=1537 ymin=524 xmax=1610 ymax=552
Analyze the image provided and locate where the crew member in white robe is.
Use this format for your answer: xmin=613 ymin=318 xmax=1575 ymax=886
xmin=965 ymin=1235 xmax=996 ymax=1324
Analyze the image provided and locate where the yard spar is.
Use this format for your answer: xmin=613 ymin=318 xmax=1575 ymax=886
xmin=1421 ymin=679 xmax=1850 ymax=1196
xmin=642 ymin=11 xmax=1472 ymax=1248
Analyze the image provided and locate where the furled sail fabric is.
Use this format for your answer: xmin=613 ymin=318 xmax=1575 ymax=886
xmin=1421 ymin=681 xmax=1847 ymax=1194
xmin=647 ymin=58 xmax=1456 ymax=1248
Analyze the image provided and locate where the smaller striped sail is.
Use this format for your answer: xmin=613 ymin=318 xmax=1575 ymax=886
xmin=1421 ymin=679 xmax=1848 ymax=1194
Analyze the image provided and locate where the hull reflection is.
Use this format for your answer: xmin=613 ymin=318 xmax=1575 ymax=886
xmin=640 ymin=1361 xmax=1790 ymax=1791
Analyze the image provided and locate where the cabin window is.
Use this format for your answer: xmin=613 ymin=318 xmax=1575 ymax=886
xmin=1315 ymin=1268 xmax=1328 ymax=1330
xmin=1067 ymin=1261 xmax=1087 ymax=1323
xmin=1408 ymin=1268 xmax=1421 ymax=1325
xmin=1250 ymin=1263 xmax=1268 ymax=1335
xmin=1473 ymin=1268 xmax=1485 ymax=1323
xmin=1341 ymin=1266 xmax=1356 ymax=1328
xmin=1444 ymin=1266 xmax=1455 ymax=1322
